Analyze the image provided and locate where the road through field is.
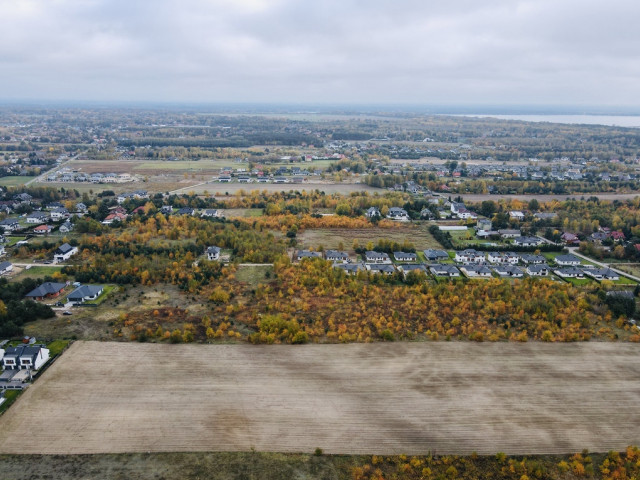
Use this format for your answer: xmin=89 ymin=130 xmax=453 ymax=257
xmin=0 ymin=341 xmax=638 ymax=455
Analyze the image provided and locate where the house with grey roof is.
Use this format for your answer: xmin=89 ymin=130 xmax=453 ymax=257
xmin=366 ymin=264 xmax=396 ymax=275
xmin=25 ymin=282 xmax=66 ymax=300
xmin=398 ymin=264 xmax=427 ymax=277
xmin=555 ymin=254 xmax=581 ymax=266
xmin=492 ymin=265 xmax=524 ymax=278
xmin=423 ymin=249 xmax=449 ymax=261
xmin=460 ymin=264 xmax=492 ymax=278
xmin=554 ymin=267 xmax=585 ymax=278
xmin=0 ymin=261 xmax=12 ymax=275
xmin=364 ymin=251 xmax=391 ymax=264
xmin=393 ymin=252 xmax=417 ymax=262
xmin=54 ymin=243 xmax=78 ymax=263
xmin=386 ymin=207 xmax=409 ymax=221
xmin=513 ymin=236 xmax=541 ymax=247
xmin=584 ymin=268 xmax=620 ymax=281
xmin=526 ymin=264 xmax=550 ymax=276
xmin=429 ymin=264 xmax=460 ymax=277
xmin=67 ymin=285 xmax=104 ymax=304
xmin=2 ymin=344 xmax=50 ymax=371
xmin=333 ymin=262 xmax=365 ymax=275
xmin=26 ymin=211 xmax=49 ymax=224
xmin=325 ymin=250 xmax=350 ymax=263
xmin=206 ymin=246 xmax=221 ymax=261
xmin=519 ymin=254 xmax=546 ymax=264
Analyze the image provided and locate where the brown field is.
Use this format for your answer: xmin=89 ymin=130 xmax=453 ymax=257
xmin=299 ymin=224 xmax=441 ymax=250
xmin=459 ymin=193 xmax=640 ymax=202
xmin=0 ymin=341 xmax=639 ymax=456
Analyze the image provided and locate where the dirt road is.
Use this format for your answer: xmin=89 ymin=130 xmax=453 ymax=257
xmin=0 ymin=341 xmax=638 ymax=455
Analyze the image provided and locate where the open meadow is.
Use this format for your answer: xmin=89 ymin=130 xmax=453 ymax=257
xmin=0 ymin=341 xmax=638 ymax=456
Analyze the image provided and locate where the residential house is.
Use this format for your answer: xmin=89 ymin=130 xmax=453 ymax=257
xmin=117 ymin=190 xmax=149 ymax=204
xmin=534 ymin=212 xmax=558 ymax=220
xmin=160 ymin=205 xmax=173 ymax=215
xmin=325 ymin=250 xmax=350 ymax=263
xmin=454 ymin=249 xmax=485 ymax=264
xmin=0 ymin=261 xmax=12 ymax=275
xmin=492 ymin=265 xmax=524 ymax=278
xmin=610 ymin=231 xmax=626 ymax=241
xmin=561 ymin=232 xmax=580 ymax=245
xmin=59 ymin=221 xmax=74 ymax=233
xmin=590 ymin=232 xmax=609 ymax=243
xmin=554 ymin=267 xmax=585 ymax=278
xmin=364 ymin=251 xmax=391 ymax=264
xmin=398 ymin=264 xmax=427 ymax=277
xmin=509 ymin=210 xmax=525 ymax=220
xmin=50 ymin=207 xmax=69 ymax=221
xmin=75 ymin=202 xmax=87 ymax=213
xmin=460 ymin=265 xmax=492 ymax=278
xmin=0 ymin=218 xmax=20 ymax=232
xmin=487 ymin=252 xmax=519 ymax=264
xmin=2 ymin=344 xmax=50 ymax=371
xmin=420 ymin=208 xmax=434 ymax=219
xmin=555 ymin=254 xmax=581 ymax=266
xmin=206 ymin=246 xmax=221 ymax=261
xmin=201 ymin=209 xmax=222 ymax=218
xmin=386 ymin=207 xmax=409 ymax=221
xmin=26 ymin=211 xmax=49 ymax=224
xmin=519 ymin=254 xmax=546 ymax=264
xmin=67 ymin=285 xmax=104 ymax=304
xmin=102 ymin=212 xmax=127 ymax=225
xmin=296 ymin=250 xmax=322 ymax=261
xmin=526 ymin=264 xmax=550 ymax=276
xmin=33 ymin=224 xmax=52 ymax=235
xmin=498 ymin=229 xmax=521 ymax=239
xmin=429 ymin=264 xmax=460 ymax=277
xmin=366 ymin=264 xmax=396 ymax=275
xmin=333 ymin=263 xmax=365 ymax=275
xmin=584 ymin=268 xmax=620 ymax=281
xmin=53 ymin=243 xmax=78 ymax=262
xmin=476 ymin=218 xmax=492 ymax=232
xmin=423 ymin=249 xmax=449 ymax=262
xmin=393 ymin=252 xmax=417 ymax=262
xmin=513 ymin=236 xmax=541 ymax=247
xmin=176 ymin=207 xmax=195 ymax=216
xmin=25 ymin=282 xmax=67 ymax=300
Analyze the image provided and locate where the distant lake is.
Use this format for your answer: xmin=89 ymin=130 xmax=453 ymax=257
xmin=452 ymin=114 xmax=640 ymax=128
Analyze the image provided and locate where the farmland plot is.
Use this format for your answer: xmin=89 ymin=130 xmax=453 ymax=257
xmin=0 ymin=341 xmax=638 ymax=455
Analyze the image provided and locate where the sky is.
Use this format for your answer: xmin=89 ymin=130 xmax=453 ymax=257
xmin=1 ymin=0 xmax=639 ymax=108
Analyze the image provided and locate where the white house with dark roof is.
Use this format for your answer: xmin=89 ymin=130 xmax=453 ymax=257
xmin=366 ymin=263 xmax=396 ymax=275
xmin=554 ymin=267 xmax=584 ymax=278
xmin=460 ymin=265 xmax=492 ymax=278
xmin=54 ymin=243 xmax=78 ymax=263
xmin=454 ymin=249 xmax=485 ymax=264
xmin=555 ymin=254 xmax=581 ymax=266
xmin=50 ymin=207 xmax=69 ymax=221
xmin=0 ymin=218 xmax=20 ymax=232
xmin=386 ymin=207 xmax=409 ymax=221
xmin=364 ymin=251 xmax=391 ymax=264
xmin=201 ymin=209 xmax=222 ymax=218
xmin=430 ymin=264 xmax=460 ymax=277
xmin=325 ymin=250 xmax=350 ymax=263
xmin=333 ymin=262 xmax=365 ymax=275
xmin=67 ymin=285 xmax=104 ymax=304
xmin=26 ymin=211 xmax=49 ymax=224
xmin=2 ymin=344 xmax=49 ymax=370
xmin=423 ymin=249 xmax=449 ymax=262
xmin=492 ymin=265 xmax=524 ymax=277
xmin=398 ymin=264 xmax=427 ymax=277
xmin=365 ymin=207 xmax=380 ymax=218
xmin=0 ymin=261 xmax=12 ymax=275
xmin=519 ymin=254 xmax=546 ymax=264
xmin=393 ymin=252 xmax=417 ymax=262
xmin=513 ymin=236 xmax=541 ymax=247
xmin=206 ymin=246 xmax=221 ymax=261
xmin=584 ymin=268 xmax=620 ymax=281
xmin=526 ymin=264 xmax=550 ymax=276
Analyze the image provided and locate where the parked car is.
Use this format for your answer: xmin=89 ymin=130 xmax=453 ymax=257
xmin=62 ymin=311 xmax=73 ymax=316
xmin=55 ymin=301 xmax=65 ymax=307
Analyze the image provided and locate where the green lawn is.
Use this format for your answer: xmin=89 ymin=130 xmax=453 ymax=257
xmin=0 ymin=176 xmax=32 ymax=187
xmin=563 ymin=277 xmax=593 ymax=286
xmin=11 ymin=265 xmax=65 ymax=282
xmin=223 ymin=208 xmax=263 ymax=218
xmin=5 ymin=236 xmax=26 ymax=246
xmin=47 ymin=339 xmax=71 ymax=356
xmin=234 ymin=265 xmax=273 ymax=286
xmin=0 ymin=390 xmax=22 ymax=415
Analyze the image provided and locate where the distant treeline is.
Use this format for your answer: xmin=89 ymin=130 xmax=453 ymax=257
xmin=119 ymin=133 xmax=322 ymax=148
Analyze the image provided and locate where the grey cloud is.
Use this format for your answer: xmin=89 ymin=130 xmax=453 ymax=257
xmin=0 ymin=0 xmax=638 ymax=105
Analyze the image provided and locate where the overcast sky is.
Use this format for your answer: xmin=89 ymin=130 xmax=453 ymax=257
xmin=1 ymin=0 xmax=639 ymax=107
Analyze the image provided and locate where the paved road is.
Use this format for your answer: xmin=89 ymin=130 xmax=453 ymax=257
xmin=25 ymin=155 xmax=80 ymax=186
